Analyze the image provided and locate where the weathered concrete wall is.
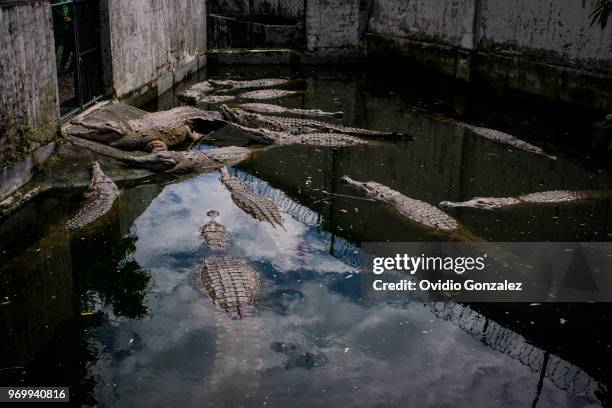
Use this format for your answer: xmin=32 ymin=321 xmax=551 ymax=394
xmin=209 ymin=0 xmax=304 ymax=19
xmin=306 ymin=0 xmax=365 ymax=59
xmin=365 ymin=0 xmax=612 ymax=110
xmin=0 ymin=0 xmax=59 ymax=198
xmin=106 ymin=0 xmax=207 ymax=105
xmin=479 ymin=0 xmax=612 ymax=75
xmin=368 ymin=0 xmax=476 ymax=49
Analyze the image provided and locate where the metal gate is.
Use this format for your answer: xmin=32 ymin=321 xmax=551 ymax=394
xmin=52 ymin=0 xmax=103 ymax=118
xmin=208 ymin=0 xmax=306 ymax=50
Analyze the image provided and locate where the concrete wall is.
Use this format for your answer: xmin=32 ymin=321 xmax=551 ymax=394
xmin=306 ymin=0 xmax=365 ymax=59
xmin=479 ymin=0 xmax=611 ymax=75
xmin=365 ymin=0 xmax=612 ymax=110
xmin=105 ymin=0 xmax=207 ymax=105
xmin=209 ymin=0 xmax=304 ymax=19
xmin=0 ymin=0 xmax=59 ymax=198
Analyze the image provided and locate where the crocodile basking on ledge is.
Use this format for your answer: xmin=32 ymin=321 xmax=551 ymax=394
xmin=229 ymin=123 xmax=367 ymax=147
xmin=66 ymin=162 xmax=119 ymax=231
xmin=124 ymin=146 xmax=252 ymax=173
xmin=341 ymin=176 xmax=460 ymax=233
xmin=221 ymin=105 xmax=412 ymax=139
xmin=220 ymin=167 xmax=284 ymax=227
xmin=70 ymin=106 xmax=224 ymax=152
xmin=238 ymin=103 xmax=343 ymax=118
xmin=439 ymin=190 xmax=612 ymax=210
xmin=69 ymin=136 xmax=251 ymax=173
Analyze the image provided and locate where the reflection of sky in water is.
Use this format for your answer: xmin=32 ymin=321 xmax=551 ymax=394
xmin=88 ymin=171 xmax=597 ymax=407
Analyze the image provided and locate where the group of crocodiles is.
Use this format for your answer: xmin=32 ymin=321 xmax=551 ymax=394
xmin=64 ymin=77 xmax=610 ymax=250
xmin=58 ymin=77 xmax=611 ymax=401
xmin=64 ymin=77 xmax=611 ymax=238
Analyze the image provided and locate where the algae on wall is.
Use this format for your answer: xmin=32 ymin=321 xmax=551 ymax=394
xmin=0 ymin=2 xmax=60 ymax=167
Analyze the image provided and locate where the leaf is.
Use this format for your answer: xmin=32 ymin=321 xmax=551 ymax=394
xmin=590 ymin=0 xmax=611 ymax=29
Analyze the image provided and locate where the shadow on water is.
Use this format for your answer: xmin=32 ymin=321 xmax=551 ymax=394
xmin=1 ymin=65 xmax=611 ymax=407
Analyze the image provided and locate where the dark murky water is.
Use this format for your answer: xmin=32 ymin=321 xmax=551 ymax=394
xmin=1 ymin=66 xmax=611 ymax=407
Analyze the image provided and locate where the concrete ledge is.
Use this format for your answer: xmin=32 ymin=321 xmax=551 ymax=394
xmin=473 ymin=52 xmax=612 ymax=112
xmin=207 ymin=49 xmax=366 ymax=65
xmin=207 ymin=49 xmax=299 ymax=65
xmin=0 ymin=142 xmax=55 ymax=200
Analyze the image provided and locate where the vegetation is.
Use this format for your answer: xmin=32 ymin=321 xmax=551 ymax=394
xmin=593 ymin=114 xmax=612 ymax=150
xmin=585 ymin=0 xmax=611 ymax=28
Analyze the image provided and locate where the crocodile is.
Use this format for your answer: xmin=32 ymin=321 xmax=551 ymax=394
xmin=199 ymin=95 xmax=236 ymax=104
xmin=125 ymin=146 xmax=252 ymax=173
xmin=66 ymin=162 xmax=119 ymax=231
xmin=201 ymin=210 xmax=226 ymax=250
xmin=70 ymin=106 xmax=224 ymax=152
xmin=200 ymin=256 xmax=259 ymax=318
xmin=220 ymin=167 xmax=284 ymax=227
xmin=68 ymin=136 xmax=251 ymax=174
xmin=221 ymin=105 xmax=413 ymax=139
xmin=434 ymin=117 xmax=556 ymax=160
xmin=178 ymin=80 xmax=216 ymax=103
xmin=197 ymin=214 xmax=264 ymax=404
xmin=239 ymin=89 xmax=301 ymax=100
xmin=208 ymin=78 xmax=289 ymax=91
xmin=439 ymin=190 xmax=612 ymax=210
xmin=464 ymin=124 xmax=556 ymax=160
xmin=341 ymin=176 xmax=460 ymax=232
xmin=229 ymin=123 xmax=367 ymax=147
xmin=238 ymin=103 xmax=343 ymax=118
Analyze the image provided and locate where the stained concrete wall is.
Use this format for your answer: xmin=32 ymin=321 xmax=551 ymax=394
xmin=105 ymin=0 xmax=207 ymax=105
xmin=368 ymin=0 xmax=476 ymax=49
xmin=479 ymin=0 xmax=612 ymax=75
xmin=306 ymin=0 xmax=365 ymax=59
xmin=365 ymin=0 xmax=612 ymax=110
xmin=209 ymin=0 xmax=304 ymax=19
xmin=0 ymin=0 xmax=59 ymax=198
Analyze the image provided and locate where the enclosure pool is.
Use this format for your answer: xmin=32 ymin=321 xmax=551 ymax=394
xmin=1 ymin=65 xmax=611 ymax=407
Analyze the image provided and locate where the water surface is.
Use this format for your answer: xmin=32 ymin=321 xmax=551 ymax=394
xmin=1 ymin=66 xmax=611 ymax=407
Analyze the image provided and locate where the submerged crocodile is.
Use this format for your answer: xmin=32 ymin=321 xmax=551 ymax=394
xmin=178 ymin=81 xmax=215 ymax=103
xmin=239 ymin=89 xmax=301 ymax=100
xmin=179 ymin=78 xmax=290 ymax=103
xmin=220 ymin=167 xmax=284 ymax=227
xmin=341 ymin=176 xmax=460 ymax=232
xmin=201 ymin=255 xmax=259 ymax=318
xmin=221 ymin=105 xmax=412 ymax=138
xmin=66 ymin=162 xmax=119 ymax=231
xmin=440 ymin=190 xmax=612 ymax=210
xmin=229 ymin=123 xmax=367 ymax=147
xmin=69 ymin=136 xmax=251 ymax=173
xmin=238 ymin=103 xmax=343 ymax=118
xmin=70 ymin=106 xmax=224 ymax=152
xmin=199 ymin=95 xmax=236 ymax=104
xmin=464 ymin=124 xmax=556 ymax=160
xmin=209 ymin=78 xmax=289 ymax=91
xmin=201 ymin=210 xmax=226 ymax=250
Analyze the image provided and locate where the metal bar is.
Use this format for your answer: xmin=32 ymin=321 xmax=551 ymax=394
xmin=71 ymin=0 xmax=83 ymax=109
xmin=78 ymin=46 xmax=99 ymax=57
